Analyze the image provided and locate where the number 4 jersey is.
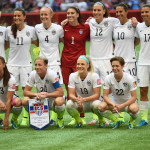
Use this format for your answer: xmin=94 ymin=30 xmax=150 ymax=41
xmin=104 ymin=72 xmax=136 ymax=104
xmin=6 ymin=25 xmax=37 ymax=66
xmin=68 ymin=72 xmax=101 ymax=98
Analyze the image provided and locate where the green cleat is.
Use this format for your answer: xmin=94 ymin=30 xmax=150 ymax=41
xmin=57 ymin=118 xmax=64 ymax=128
xmin=11 ymin=119 xmax=19 ymax=129
xmin=128 ymin=121 xmax=135 ymax=129
xmin=20 ymin=117 xmax=28 ymax=126
xmin=112 ymin=121 xmax=121 ymax=129
xmin=68 ymin=118 xmax=76 ymax=125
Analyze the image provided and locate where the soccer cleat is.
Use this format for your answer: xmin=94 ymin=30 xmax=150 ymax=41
xmin=74 ymin=122 xmax=83 ymax=128
xmin=68 ymin=118 xmax=76 ymax=125
xmin=11 ymin=119 xmax=19 ymax=129
xmin=50 ymin=119 xmax=56 ymax=126
xmin=81 ymin=117 xmax=86 ymax=125
xmin=20 ymin=117 xmax=28 ymax=126
xmin=128 ymin=121 xmax=135 ymax=129
xmin=57 ymin=118 xmax=64 ymax=128
xmin=0 ymin=119 xmax=3 ymax=127
xmin=88 ymin=119 xmax=98 ymax=125
xmin=99 ymin=121 xmax=106 ymax=128
xmin=112 ymin=121 xmax=121 ymax=129
xmin=136 ymin=120 xmax=148 ymax=127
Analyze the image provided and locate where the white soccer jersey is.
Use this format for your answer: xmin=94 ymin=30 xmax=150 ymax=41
xmin=6 ymin=25 xmax=37 ymax=66
xmin=0 ymin=26 xmax=6 ymax=60
xmin=113 ymin=20 xmax=136 ymax=62
xmin=0 ymin=75 xmax=16 ymax=104
xmin=35 ymin=23 xmax=64 ymax=66
xmin=68 ymin=72 xmax=101 ymax=98
xmin=88 ymin=17 xmax=119 ymax=60
xmin=104 ymin=72 xmax=136 ymax=104
xmin=26 ymin=68 xmax=60 ymax=93
xmin=135 ymin=22 xmax=150 ymax=65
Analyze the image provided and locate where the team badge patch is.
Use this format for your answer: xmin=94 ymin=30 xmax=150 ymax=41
xmin=52 ymin=30 xmax=56 ymax=35
xmin=0 ymin=32 xmax=3 ymax=36
xmin=26 ymin=31 xmax=30 ymax=37
xmin=133 ymin=82 xmax=136 ymax=88
xmin=104 ymin=21 xmax=108 ymax=27
xmin=79 ymin=29 xmax=83 ymax=34
xmin=127 ymin=24 xmax=132 ymax=30
xmin=28 ymin=99 xmax=50 ymax=130
xmin=97 ymin=79 xmax=101 ymax=85
xmin=87 ymin=80 xmax=91 ymax=86
xmin=123 ymin=82 xmax=128 ymax=87
xmin=12 ymin=84 xmax=16 ymax=89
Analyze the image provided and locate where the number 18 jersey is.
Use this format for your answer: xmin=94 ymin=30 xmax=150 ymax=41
xmin=68 ymin=72 xmax=101 ymax=98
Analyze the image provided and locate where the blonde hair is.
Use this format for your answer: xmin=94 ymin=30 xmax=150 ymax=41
xmin=40 ymin=6 xmax=54 ymax=17
xmin=35 ymin=56 xmax=48 ymax=65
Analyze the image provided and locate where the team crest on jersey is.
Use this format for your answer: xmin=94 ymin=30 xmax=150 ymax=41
xmin=123 ymin=82 xmax=128 ymax=87
xmin=79 ymin=29 xmax=83 ymax=34
xmin=127 ymin=24 xmax=132 ymax=30
xmin=0 ymin=32 xmax=3 ymax=36
xmin=52 ymin=30 xmax=56 ymax=35
xmin=87 ymin=80 xmax=91 ymax=86
xmin=104 ymin=21 xmax=108 ymax=27
xmin=12 ymin=84 xmax=16 ymax=89
xmin=26 ymin=31 xmax=30 ymax=37
xmin=30 ymin=102 xmax=48 ymax=116
xmin=46 ymin=80 xmax=49 ymax=84
xmin=133 ymin=82 xmax=136 ymax=88
xmin=55 ymin=77 xmax=59 ymax=82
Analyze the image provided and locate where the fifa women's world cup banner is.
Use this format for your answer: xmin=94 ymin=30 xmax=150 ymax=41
xmin=28 ymin=99 xmax=50 ymax=130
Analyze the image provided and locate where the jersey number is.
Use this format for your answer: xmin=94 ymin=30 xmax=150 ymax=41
xmin=95 ymin=28 xmax=103 ymax=36
xmin=45 ymin=35 xmax=49 ymax=43
xmin=144 ymin=34 xmax=150 ymax=42
xmin=0 ymin=87 xmax=4 ymax=94
xmin=80 ymin=88 xmax=88 ymax=94
xmin=16 ymin=37 xmax=24 ymax=45
xmin=116 ymin=89 xmax=124 ymax=96
xmin=117 ymin=32 xmax=125 ymax=40
xmin=40 ymin=85 xmax=47 ymax=92
xmin=128 ymin=68 xmax=136 ymax=76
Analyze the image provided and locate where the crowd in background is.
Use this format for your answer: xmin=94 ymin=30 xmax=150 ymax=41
xmin=0 ymin=0 xmax=150 ymax=13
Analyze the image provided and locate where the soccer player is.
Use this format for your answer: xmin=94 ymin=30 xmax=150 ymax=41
xmin=99 ymin=56 xmax=139 ymax=129
xmin=87 ymin=2 xmax=119 ymax=125
xmin=136 ymin=4 xmax=150 ymax=127
xmin=113 ymin=3 xmax=140 ymax=81
xmin=67 ymin=55 xmax=105 ymax=128
xmin=61 ymin=7 xmax=90 ymax=125
xmin=35 ymin=6 xmax=64 ymax=126
xmin=22 ymin=57 xmax=66 ymax=128
xmin=0 ymin=56 xmax=22 ymax=130
xmin=5 ymin=8 xmax=37 ymax=126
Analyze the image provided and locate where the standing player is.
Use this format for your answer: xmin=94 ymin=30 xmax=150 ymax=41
xmin=136 ymin=4 xmax=150 ymax=127
xmin=5 ymin=8 xmax=37 ymax=126
xmin=67 ymin=55 xmax=105 ymax=128
xmin=22 ymin=57 xmax=66 ymax=128
xmin=0 ymin=56 xmax=22 ymax=130
xmin=87 ymin=2 xmax=119 ymax=125
xmin=113 ymin=3 xmax=140 ymax=81
xmin=61 ymin=7 xmax=90 ymax=125
xmin=99 ymin=57 xmax=139 ymax=129
xmin=35 ymin=6 xmax=64 ymax=126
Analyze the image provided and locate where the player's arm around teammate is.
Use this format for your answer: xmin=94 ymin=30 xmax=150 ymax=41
xmin=99 ymin=57 xmax=139 ymax=129
xmin=67 ymin=55 xmax=105 ymax=128
xmin=22 ymin=57 xmax=65 ymax=128
xmin=0 ymin=56 xmax=22 ymax=130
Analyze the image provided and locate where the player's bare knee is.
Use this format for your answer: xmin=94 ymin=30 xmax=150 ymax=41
xmin=99 ymin=102 xmax=107 ymax=112
xmin=129 ymin=103 xmax=139 ymax=114
xmin=13 ymin=97 xmax=22 ymax=107
xmin=54 ymin=97 xmax=65 ymax=106
xmin=22 ymin=97 xmax=30 ymax=106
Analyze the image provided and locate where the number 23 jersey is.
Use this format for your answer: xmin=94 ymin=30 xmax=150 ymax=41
xmin=68 ymin=72 xmax=101 ymax=98
xmin=104 ymin=72 xmax=136 ymax=104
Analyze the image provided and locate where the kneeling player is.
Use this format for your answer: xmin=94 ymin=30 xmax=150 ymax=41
xmin=22 ymin=57 xmax=65 ymax=128
xmin=67 ymin=55 xmax=104 ymax=128
xmin=99 ymin=56 xmax=139 ymax=129
xmin=0 ymin=56 xmax=22 ymax=130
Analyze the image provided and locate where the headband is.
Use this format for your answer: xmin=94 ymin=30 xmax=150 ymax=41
xmin=95 ymin=2 xmax=105 ymax=9
xmin=78 ymin=56 xmax=89 ymax=64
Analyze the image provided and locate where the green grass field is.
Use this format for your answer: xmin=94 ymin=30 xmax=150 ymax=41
xmin=1 ymin=42 xmax=150 ymax=150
